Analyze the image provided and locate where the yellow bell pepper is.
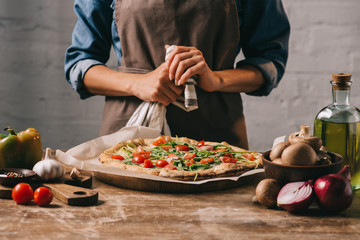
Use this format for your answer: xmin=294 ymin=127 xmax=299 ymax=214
xmin=0 ymin=127 xmax=42 ymax=169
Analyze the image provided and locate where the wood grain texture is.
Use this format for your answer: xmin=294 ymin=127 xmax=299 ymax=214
xmin=1 ymin=171 xmax=360 ymax=239
xmin=43 ymin=183 xmax=98 ymax=206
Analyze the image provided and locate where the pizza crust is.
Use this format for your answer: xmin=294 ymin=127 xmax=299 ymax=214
xmin=99 ymin=136 xmax=262 ymax=181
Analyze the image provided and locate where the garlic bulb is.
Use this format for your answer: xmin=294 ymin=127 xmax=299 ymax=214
xmin=32 ymin=148 xmax=65 ymax=181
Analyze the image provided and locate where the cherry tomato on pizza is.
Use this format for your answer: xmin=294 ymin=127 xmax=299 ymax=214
xmin=197 ymin=140 xmax=205 ymax=147
xmin=155 ymin=159 xmax=169 ymax=168
xmin=242 ymin=153 xmax=255 ymax=161
xmin=219 ymin=156 xmax=238 ymax=163
xmin=111 ymin=155 xmax=124 ymax=160
xmin=167 ymin=153 xmax=180 ymax=161
xmin=175 ymin=144 xmax=190 ymax=151
xmin=133 ymin=155 xmax=146 ymax=164
xmin=223 ymin=153 xmax=234 ymax=158
xmin=144 ymin=160 xmax=154 ymax=168
xmin=153 ymin=136 xmax=166 ymax=146
xmin=185 ymin=159 xmax=196 ymax=166
xmin=164 ymin=163 xmax=177 ymax=170
xmin=200 ymin=158 xmax=214 ymax=164
xmin=132 ymin=151 xmax=151 ymax=159
xmin=160 ymin=145 xmax=172 ymax=151
xmin=183 ymin=152 xmax=196 ymax=159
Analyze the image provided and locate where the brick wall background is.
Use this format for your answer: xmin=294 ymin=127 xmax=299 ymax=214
xmin=0 ymin=0 xmax=359 ymax=152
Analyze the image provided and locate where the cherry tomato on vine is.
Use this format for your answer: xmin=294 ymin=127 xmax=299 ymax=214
xmin=12 ymin=183 xmax=33 ymax=204
xmin=34 ymin=187 xmax=53 ymax=206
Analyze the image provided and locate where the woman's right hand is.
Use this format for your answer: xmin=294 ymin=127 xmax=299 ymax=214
xmin=131 ymin=63 xmax=184 ymax=106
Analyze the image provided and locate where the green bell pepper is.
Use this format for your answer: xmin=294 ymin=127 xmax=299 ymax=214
xmin=0 ymin=127 xmax=42 ymax=169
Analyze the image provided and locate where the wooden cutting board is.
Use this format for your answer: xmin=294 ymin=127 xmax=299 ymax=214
xmin=94 ymin=169 xmax=265 ymax=193
xmin=0 ymin=172 xmax=98 ymax=206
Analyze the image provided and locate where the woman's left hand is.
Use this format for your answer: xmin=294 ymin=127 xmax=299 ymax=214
xmin=165 ymin=46 xmax=220 ymax=92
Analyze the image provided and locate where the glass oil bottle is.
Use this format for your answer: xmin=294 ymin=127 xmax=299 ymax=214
xmin=314 ymin=73 xmax=360 ymax=190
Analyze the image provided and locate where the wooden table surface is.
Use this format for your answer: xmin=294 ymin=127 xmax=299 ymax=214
xmin=1 ymin=170 xmax=360 ymax=240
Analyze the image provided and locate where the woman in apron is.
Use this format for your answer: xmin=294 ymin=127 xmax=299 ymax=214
xmin=65 ymin=0 xmax=290 ymax=149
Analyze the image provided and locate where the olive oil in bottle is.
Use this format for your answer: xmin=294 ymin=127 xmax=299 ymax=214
xmin=314 ymin=73 xmax=360 ymax=189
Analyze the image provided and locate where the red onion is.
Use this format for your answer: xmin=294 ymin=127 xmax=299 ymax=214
xmin=277 ymin=181 xmax=313 ymax=213
xmin=313 ymin=165 xmax=353 ymax=212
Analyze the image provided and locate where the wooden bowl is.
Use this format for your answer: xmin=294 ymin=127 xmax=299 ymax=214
xmin=0 ymin=168 xmax=37 ymax=187
xmin=262 ymin=151 xmax=344 ymax=184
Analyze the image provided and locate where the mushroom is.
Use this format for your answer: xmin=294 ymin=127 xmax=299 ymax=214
xmin=255 ymin=179 xmax=282 ymax=208
xmin=281 ymin=142 xmax=317 ymax=166
xmin=288 ymin=125 xmax=322 ymax=152
xmin=315 ymin=146 xmax=332 ymax=165
xmin=272 ymin=158 xmax=283 ymax=165
xmin=270 ymin=142 xmax=290 ymax=160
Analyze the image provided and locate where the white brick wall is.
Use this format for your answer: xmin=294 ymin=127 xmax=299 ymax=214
xmin=0 ymin=0 xmax=359 ymax=151
xmin=244 ymin=0 xmax=360 ymax=151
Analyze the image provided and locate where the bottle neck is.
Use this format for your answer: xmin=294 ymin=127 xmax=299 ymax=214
xmin=332 ymin=86 xmax=351 ymax=106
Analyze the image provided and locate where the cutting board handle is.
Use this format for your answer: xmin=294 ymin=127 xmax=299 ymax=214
xmin=43 ymin=183 xmax=98 ymax=206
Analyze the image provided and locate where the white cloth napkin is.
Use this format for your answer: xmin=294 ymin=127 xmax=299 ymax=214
xmin=125 ymin=45 xmax=198 ymax=134
xmin=125 ymin=101 xmax=171 ymax=135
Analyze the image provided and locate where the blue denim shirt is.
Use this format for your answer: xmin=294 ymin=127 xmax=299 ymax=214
xmin=65 ymin=0 xmax=290 ymax=99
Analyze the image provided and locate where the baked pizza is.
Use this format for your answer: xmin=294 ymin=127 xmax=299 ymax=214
xmin=99 ymin=136 xmax=262 ymax=181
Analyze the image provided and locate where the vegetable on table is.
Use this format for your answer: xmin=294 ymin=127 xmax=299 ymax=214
xmin=274 ymin=165 xmax=353 ymax=214
xmin=34 ymin=187 xmax=53 ymax=206
xmin=0 ymin=127 xmax=42 ymax=169
xmin=277 ymin=181 xmax=314 ymax=213
xmin=255 ymin=179 xmax=282 ymax=208
xmin=314 ymin=165 xmax=353 ymax=212
xmin=12 ymin=183 xmax=34 ymax=205
xmin=32 ymin=148 xmax=65 ymax=181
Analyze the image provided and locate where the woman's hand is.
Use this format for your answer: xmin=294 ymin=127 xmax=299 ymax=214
xmin=84 ymin=64 xmax=183 ymax=106
xmin=131 ymin=63 xmax=184 ymax=106
xmin=165 ymin=46 xmax=220 ymax=92
xmin=165 ymin=45 xmax=265 ymax=93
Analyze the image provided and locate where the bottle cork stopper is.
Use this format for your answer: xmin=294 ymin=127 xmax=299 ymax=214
xmin=332 ymin=73 xmax=352 ymax=90
xmin=332 ymin=73 xmax=352 ymax=83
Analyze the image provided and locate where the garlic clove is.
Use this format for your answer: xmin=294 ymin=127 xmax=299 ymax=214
xmin=70 ymin=167 xmax=81 ymax=179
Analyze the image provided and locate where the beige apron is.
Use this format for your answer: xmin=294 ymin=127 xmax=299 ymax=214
xmin=100 ymin=0 xmax=249 ymax=148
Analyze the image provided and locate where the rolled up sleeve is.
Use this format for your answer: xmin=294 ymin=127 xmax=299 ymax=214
xmin=64 ymin=0 xmax=114 ymax=99
xmin=236 ymin=0 xmax=290 ymax=96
